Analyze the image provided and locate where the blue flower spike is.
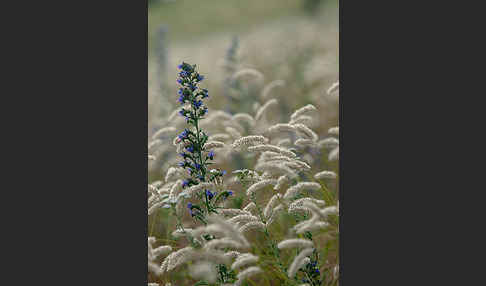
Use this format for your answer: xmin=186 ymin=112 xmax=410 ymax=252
xmin=174 ymin=62 xmax=230 ymax=222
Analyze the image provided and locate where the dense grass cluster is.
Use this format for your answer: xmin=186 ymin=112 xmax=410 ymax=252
xmin=148 ymin=3 xmax=338 ymax=284
xmin=148 ymin=55 xmax=339 ymax=285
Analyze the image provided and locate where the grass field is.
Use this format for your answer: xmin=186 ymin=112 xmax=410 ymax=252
xmin=148 ymin=1 xmax=339 ymax=285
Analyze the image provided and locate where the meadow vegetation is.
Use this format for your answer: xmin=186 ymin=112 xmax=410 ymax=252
xmin=148 ymin=1 xmax=339 ymax=285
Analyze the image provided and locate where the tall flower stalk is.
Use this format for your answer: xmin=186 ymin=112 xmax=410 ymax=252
xmin=175 ymin=62 xmax=238 ymax=284
xmin=175 ymin=62 xmax=232 ymax=225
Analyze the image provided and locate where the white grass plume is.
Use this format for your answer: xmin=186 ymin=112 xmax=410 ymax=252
xmin=232 ymin=135 xmax=268 ymax=149
xmin=294 ymin=139 xmax=315 ymax=148
xmin=267 ymin=123 xmax=296 ymax=134
xmin=274 ymin=175 xmax=289 ymax=191
xmin=328 ymin=126 xmax=339 ymax=136
xmin=231 ymin=253 xmax=259 ymax=270
xmin=152 ymin=245 xmax=173 ymax=258
xmin=290 ymin=104 xmax=317 ymax=122
xmin=266 ymin=204 xmax=284 ymax=227
xmin=232 ymin=68 xmax=264 ymax=86
xmin=263 ymin=193 xmax=282 ymax=219
xmin=277 ymin=238 xmax=314 ymax=249
xmin=289 ymin=115 xmax=314 ymax=126
xmin=283 ymin=182 xmax=322 ymax=199
xmin=148 ymin=201 xmax=164 ymax=216
xmin=318 ymin=137 xmax=339 ymax=149
xmin=329 ymin=146 xmax=339 ymax=161
xmin=287 ymin=248 xmax=314 ymax=278
xmin=233 ymin=113 xmax=256 ymax=127
xmin=255 ymin=99 xmax=278 ymax=121
xmin=303 ymin=202 xmax=339 ymax=220
xmin=327 ymin=81 xmax=339 ymax=95
xmin=246 ymin=179 xmax=278 ymax=196
xmin=262 ymin=156 xmax=311 ymax=171
xmin=255 ymin=162 xmax=298 ymax=178
xmin=261 ymin=79 xmax=285 ymax=98
xmin=164 ymin=246 xmax=194 ymax=271
xmin=239 ymin=221 xmax=266 ymax=233
xmin=228 ymin=214 xmax=260 ymax=225
xmin=243 ymin=202 xmax=257 ymax=214
xmin=293 ymin=123 xmax=318 ymax=141
xmin=165 ymin=167 xmax=185 ymax=182
xmin=148 ymin=139 xmax=162 ymax=150
xmin=295 ymin=220 xmax=330 ymax=234
xmin=168 ymin=179 xmax=183 ymax=202
xmin=207 ymin=215 xmax=250 ymax=248
xmin=219 ymin=208 xmax=252 ymax=216
xmin=224 ymin=251 xmax=241 ymax=260
xmin=203 ymin=237 xmax=245 ymax=250
xmin=182 ymin=182 xmax=215 ymax=197
xmin=314 ymin=170 xmax=337 ymax=180
xmin=189 ymin=261 xmax=218 ymax=284
xmin=208 ymin=133 xmax=232 ymax=142
xmin=152 ymin=126 xmax=177 ymax=140
xmin=288 ymin=198 xmax=326 ymax=214
xmin=203 ymin=141 xmax=226 ymax=149
xmin=248 ymin=144 xmax=296 ymax=158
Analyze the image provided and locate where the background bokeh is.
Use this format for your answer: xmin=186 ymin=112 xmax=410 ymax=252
xmin=148 ymin=0 xmax=338 ymax=134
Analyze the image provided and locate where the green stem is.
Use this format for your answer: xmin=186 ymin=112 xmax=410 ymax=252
xmin=192 ymin=105 xmax=206 ymax=180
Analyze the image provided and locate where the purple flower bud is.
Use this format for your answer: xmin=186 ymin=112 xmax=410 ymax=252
xmin=193 ymin=100 xmax=203 ymax=109
xmin=205 ymin=190 xmax=214 ymax=200
xmin=188 ymin=83 xmax=197 ymax=91
xmin=182 ymin=180 xmax=189 ymax=188
xmin=178 ymin=129 xmax=189 ymax=140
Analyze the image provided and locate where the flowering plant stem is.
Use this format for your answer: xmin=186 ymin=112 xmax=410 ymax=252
xmin=175 ymin=62 xmax=232 ymax=224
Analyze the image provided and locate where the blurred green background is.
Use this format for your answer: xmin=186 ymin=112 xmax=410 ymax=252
xmin=148 ymin=0 xmax=338 ymax=124
xmin=149 ymin=0 xmax=336 ymax=49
